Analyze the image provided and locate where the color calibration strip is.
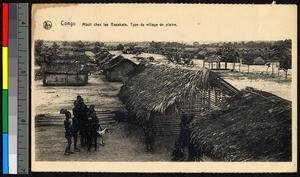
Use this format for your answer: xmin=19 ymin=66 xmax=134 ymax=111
xmin=2 ymin=2 xmax=9 ymax=174
xmin=9 ymin=3 xmax=18 ymax=174
xmin=2 ymin=3 xmax=27 ymax=174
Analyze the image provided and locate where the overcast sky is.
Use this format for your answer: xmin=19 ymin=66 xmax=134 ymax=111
xmin=32 ymin=4 xmax=296 ymax=43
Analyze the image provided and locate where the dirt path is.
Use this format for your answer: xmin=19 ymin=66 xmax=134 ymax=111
xmin=34 ymin=72 xmax=177 ymax=161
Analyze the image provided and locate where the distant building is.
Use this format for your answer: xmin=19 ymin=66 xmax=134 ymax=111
xmin=105 ymin=58 xmax=137 ymax=82
xmin=101 ymin=55 xmax=124 ymax=70
xmin=42 ymin=63 xmax=89 ymax=86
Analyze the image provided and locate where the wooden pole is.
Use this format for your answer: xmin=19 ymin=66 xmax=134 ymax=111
xmin=271 ymin=62 xmax=274 ymax=75
xmin=203 ymin=90 xmax=206 ymax=110
xmin=215 ymin=89 xmax=218 ymax=107
xmin=233 ymin=61 xmax=235 ymax=71
xmin=208 ymin=90 xmax=211 ymax=109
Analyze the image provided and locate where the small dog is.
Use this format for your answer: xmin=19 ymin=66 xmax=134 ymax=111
xmin=97 ymin=128 xmax=109 ymax=145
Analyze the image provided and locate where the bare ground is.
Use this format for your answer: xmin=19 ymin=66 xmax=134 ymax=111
xmin=35 ymin=123 xmax=177 ymax=161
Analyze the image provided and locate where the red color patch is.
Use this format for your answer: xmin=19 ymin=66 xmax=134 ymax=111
xmin=2 ymin=3 xmax=9 ymax=46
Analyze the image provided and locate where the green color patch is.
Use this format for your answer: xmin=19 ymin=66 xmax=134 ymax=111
xmin=2 ymin=90 xmax=8 ymax=133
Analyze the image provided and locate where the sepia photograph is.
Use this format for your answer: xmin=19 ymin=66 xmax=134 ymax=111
xmin=31 ymin=4 xmax=297 ymax=172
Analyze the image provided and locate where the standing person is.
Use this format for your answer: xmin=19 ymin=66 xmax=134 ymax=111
xmin=77 ymin=96 xmax=88 ymax=147
xmin=88 ymin=105 xmax=101 ymax=130
xmin=171 ymin=141 xmax=184 ymax=161
xmin=88 ymin=105 xmax=102 ymax=151
xmin=86 ymin=116 xmax=94 ymax=151
xmin=144 ymin=122 xmax=155 ymax=152
xmin=72 ymin=101 xmax=80 ymax=151
xmin=179 ymin=114 xmax=194 ymax=160
xmin=62 ymin=110 xmax=73 ymax=155
xmin=179 ymin=114 xmax=191 ymax=154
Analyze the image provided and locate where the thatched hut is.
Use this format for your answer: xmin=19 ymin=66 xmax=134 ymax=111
xmin=189 ymin=88 xmax=292 ymax=161
xmin=95 ymin=51 xmax=110 ymax=61
xmin=42 ymin=63 xmax=89 ymax=86
xmin=105 ymin=58 xmax=137 ymax=82
xmin=118 ymin=63 xmax=239 ymax=135
xmin=101 ymin=55 xmax=124 ymax=70
xmin=98 ymin=54 xmax=115 ymax=67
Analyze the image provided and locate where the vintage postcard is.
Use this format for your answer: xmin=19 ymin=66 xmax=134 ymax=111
xmin=31 ymin=4 xmax=297 ymax=172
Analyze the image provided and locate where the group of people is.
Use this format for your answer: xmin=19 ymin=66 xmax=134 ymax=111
xmin=62 ymin=95 xmax=102 ymax=155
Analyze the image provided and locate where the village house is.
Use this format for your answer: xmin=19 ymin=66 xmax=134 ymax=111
xmin=105 ymin=58 xmax=137 ymax=82
xmin=42 ymin=63 xmax=89 ymax=86
xmin=100 ymin=55 xmax=125 ymax=71
xmin=118 ymin=63 xmax=239 ymax=135
xmin=189 ymin=89 xmax=291 ymax=161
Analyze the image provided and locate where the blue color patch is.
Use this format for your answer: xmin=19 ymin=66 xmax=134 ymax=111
xmin=3 ymin=133 xmax=9 ymax=174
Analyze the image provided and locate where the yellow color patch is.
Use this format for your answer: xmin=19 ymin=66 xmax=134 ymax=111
xmin=2 ymin=47 xmax=8 ymax=89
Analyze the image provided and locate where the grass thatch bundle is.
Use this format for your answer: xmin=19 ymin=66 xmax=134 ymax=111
xmin=118 ymin=63 xmax=238 ymax=120
xmin=42 ymin=63 xmax=88 ymax=74
xmin=189 ymin=88 xmax=291 ymax=161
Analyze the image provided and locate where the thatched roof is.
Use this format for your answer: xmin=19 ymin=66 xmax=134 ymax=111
xmin=189 ymin=89 xmax=291 ymax=161
xmin=102 ymin=55 xmax=125 ymax=70
xmin=118 ymin=63 xmax=239 ymax=120
xmin=54 ymin=54 xmax=92 ymax=63
xmin=106 ymin=55 xmax=124 ymax=66
xmin=95 ymin=51 xmax=110 ymax=60
xmin=106 ymin=58 xmax=137 ymax=70
xmin=125 ymin=62 xmax=148 ymax=78
xmin=42 ymin=63 xmax=88 ymax=74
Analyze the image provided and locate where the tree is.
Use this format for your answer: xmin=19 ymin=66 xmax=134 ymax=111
xmin=71 ymin=40 xmax=85 ymax=55
xmin=34 ymin=39 xmax=45 ymax=66
xmin=240 ymin=52 xmax=255 ymax=73
xmin=221 ymin=46 xmax=238 ymax=70
xmin=62 ymin=41 xmax=69 ymax=46
xmin=35 ymin=40 xmax=44 ymax=56
xmin=279 ymin=54 xmax=291 ymax=79
xmin=166 ymin=52 xmax=174 ymax=63
xmin=94 ymin=41 xmax=104 ymax=47
xmin=42 ymin=42 xmax=61 ymax=64
xmin=174 ymin=53 xmax=181 ymax=63
xmin=116 ymin=44 xmax=124 ymax=51
xmin=270 ymin=40 xmax=292 ymax=79
xmin=51 ymin=42 xmax=60 ymax=54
